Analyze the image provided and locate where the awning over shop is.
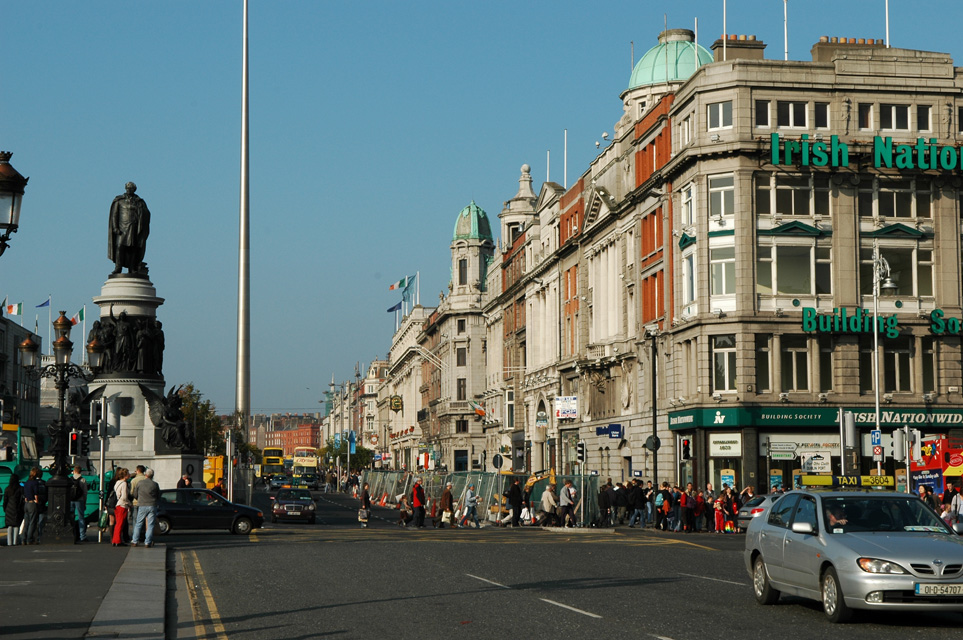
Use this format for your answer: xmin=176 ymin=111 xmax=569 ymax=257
xmin=668 ymin=406 xmax=963 ymax=430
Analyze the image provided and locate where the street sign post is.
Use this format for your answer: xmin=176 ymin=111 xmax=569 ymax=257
xmin=873 ymin=445 xmax=883 ymax=462
xmin=770 ymin=451 xmax=797 ymax=461
xmin=871 ymin=430 xmax=882 ymax=446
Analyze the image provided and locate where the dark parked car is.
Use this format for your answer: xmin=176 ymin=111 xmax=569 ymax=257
xmin=156 ymin=488 xmax=264 ymax=535
xmin=271 ymin=488 xmax=318 ymax=524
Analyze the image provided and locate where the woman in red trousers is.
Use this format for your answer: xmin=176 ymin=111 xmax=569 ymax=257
xmin=112 ymin=468 xmax=131 ymax=546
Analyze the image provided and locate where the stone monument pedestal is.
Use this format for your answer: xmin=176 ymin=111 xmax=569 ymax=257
xmin=88 ymin=275 xmax=202 ymax=489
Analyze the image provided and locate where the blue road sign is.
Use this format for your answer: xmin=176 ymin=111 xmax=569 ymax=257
xmin=871 ymin=429 xmax=882 ymax=446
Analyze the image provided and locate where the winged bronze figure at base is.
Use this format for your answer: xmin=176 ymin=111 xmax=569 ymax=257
xmin=138 ymin=383 xmax=198 ymax=453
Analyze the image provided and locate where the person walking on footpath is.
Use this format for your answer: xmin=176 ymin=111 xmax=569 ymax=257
xmin=130 ymin=468 xmax=159 ymax=547
xmin=461 ymin=484 xmax=481 ymax=528
xmin=438 ymin=482 xmax=454 ymax=529
xmin=507 ymin=478 xmax=523 ymax=527
xmin=4 ymin=474 xmax=24 ymax=546
xmin=537 ymin=483 xmax=558 ymax=527
xmin=627 ymin=480 xmax=645 ymax=528
xmin=22 ymin=467 xmax=41 ymax=545
xmin=411 ymin=478 xmax=427 ymax=528
xmin=70 ymin=466 xmax=89 ymax=543
xmin=112 ymin=468 xmax=131 ymax=547
xmin=559 ymin=479 xmax=577 ymax=528
xmin=176 ymin=474 xmax=192 ymax=489
xmin=359 ymin=482 xmax=371 ymax=528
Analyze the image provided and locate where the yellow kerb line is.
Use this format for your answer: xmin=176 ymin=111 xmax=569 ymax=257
xmin=188 ymin=549 xmax=229 ymax=639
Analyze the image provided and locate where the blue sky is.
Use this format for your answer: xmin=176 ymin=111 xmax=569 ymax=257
xmin=3 ymin=1 xmax=961 ymax=414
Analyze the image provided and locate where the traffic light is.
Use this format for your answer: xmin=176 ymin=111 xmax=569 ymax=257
xmin=893 ymin=429 xmax=905 ymax=460
xmin=681 ymin=438 xmax=692 ymax=460
xmin=68 ymin=430 xmax=80 ymax=457
xmin=576 ymin=440 xmax=586 ymax=464
xmin=80 ymin=432 xmax=91 ymax=456
xmin=911 ymin=429 xmax=923 ymax=462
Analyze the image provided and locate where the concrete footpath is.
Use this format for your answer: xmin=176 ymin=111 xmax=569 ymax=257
xmin=0 ymin=536 xmax=167 ymax=640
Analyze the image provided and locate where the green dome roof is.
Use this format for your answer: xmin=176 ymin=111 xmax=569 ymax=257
xmin=628 ymin=29 xmax=712 ymax=90
xmin=453 ymin=200 xmax=493 ymax=242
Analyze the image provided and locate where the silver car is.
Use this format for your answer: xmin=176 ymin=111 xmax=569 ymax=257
xmin=745 ymin=490 xmax=963 ymax=622
xmin=736 ymin=494 xmax=783 ymax=531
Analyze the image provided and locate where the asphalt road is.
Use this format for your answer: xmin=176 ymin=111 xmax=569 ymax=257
xmin=163 ymin=489 xmax=963 ymax=640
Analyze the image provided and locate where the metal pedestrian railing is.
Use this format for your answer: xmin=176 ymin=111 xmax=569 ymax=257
xmin=361 ymin=469 xmax=600 ymax=527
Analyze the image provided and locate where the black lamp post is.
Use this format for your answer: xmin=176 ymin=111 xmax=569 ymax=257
xmin=19 ymin=311 xmax=103 ymax=542
xmin=0 ymin=151 xmax=28 ymax=256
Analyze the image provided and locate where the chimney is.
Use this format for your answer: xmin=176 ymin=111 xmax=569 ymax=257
xmin=811 ymin=36 xmax=886 ymax=62
xmin=711 ymin=34 xmax=766 ymax=62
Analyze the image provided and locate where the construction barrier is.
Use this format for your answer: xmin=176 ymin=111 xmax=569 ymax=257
xmin=361 ymin=469 xmax=601 ymax=528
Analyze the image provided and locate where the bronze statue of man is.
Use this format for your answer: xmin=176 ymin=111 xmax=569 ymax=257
xmin=109 ymin=181 xmax=150 ymax=275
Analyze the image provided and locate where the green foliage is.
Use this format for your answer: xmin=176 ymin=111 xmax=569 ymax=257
xmin=179 ymin=383 xmax=225 ymax=455
xmin=319 ymin=437 xmax=374 ymax=471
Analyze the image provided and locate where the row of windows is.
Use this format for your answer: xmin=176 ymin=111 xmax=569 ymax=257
xmin=682 ymin=173 xmax=937 ymax=221
xmin=701 ymin=100 xmax=937 ymax=133
xmin=686 ymin=240 xmax=932 ymax=299
xmin=710 ymin=334 xmax=937 ymax=394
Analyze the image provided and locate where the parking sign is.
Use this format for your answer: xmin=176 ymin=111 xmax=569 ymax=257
xmin=871 ymin=430 xmax=882 ymax=446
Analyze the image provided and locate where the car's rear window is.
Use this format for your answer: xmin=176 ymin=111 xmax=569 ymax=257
xmin=277 ymin=489 xmax=312 ymax=501
xmin=744 ymin=496 xmax=767 ymax=509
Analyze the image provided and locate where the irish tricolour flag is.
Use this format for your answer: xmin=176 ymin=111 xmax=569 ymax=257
xmin=388 ymin=275 xmax=413 ymax=291
xmin=70 ymin=307 xmax=84 ymax=326
xmin=5 ymin=302 xmax=22 ymax=315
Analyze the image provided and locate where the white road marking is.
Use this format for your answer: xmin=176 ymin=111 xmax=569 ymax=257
xmin=650 ymin=635 xmax=676 ymax=640
xmin=13 ymin=559 xmax=65 ymax=563
xmin=465 ymin=573 xmax=511 ymax=589
xmin=539 ymin=598 xmax=602 ymax=618
xmin=678 ymin=572 xmax=747 ymax=586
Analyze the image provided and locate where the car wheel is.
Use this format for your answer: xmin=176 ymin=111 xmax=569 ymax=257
xmin=752 ymin=556 xmax=780 ymax=605
xmin=232 ymin=517 xmax=253 ymax=535
xmin=822 ymin=567 xmax=852 ymax=623
xmin=156 ymin=517 xmax=171 ymax=536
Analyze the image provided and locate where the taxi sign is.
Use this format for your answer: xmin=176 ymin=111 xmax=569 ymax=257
xmin=800 ymin=475 xmax=894 ymax=487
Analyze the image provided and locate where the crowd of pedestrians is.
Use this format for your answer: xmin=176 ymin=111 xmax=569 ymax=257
xmin=383 ymin=473 xmax=739 ymax=532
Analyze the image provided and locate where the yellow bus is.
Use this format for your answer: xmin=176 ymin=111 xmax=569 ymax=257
xmin=262 ymin=447 xmax=285 ymax=479
xmin=292 ymin=446 xmax=319 ymax=489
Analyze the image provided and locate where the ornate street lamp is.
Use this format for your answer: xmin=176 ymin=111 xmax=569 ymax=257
xmin=0 ymin=151 xmax=28 ymax=256
xmin=19 ymin=311 xmax=103 ymax=542
xmin=871 ymin=241 xmax=899 ymax=475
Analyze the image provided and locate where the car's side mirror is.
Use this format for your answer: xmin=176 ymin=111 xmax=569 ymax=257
xmin=952 ymin=523 xmax=963 ymax=535
xmin=791 ymin=521 xmax=815 ymax=535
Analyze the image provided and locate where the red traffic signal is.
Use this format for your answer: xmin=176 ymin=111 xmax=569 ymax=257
xmin=681 ymin=438 xmax=692 ymax=460
xmin=68 ymin=431 xmax=80 ymax=456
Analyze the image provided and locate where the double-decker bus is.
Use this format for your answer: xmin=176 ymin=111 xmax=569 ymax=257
xmin=262 ymin=447 xmax=285 ymax=480
xmin=292 ymin=446 xmax=319 ymax=488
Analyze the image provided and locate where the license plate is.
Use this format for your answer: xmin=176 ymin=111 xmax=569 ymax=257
xmin=290 ymin=511 xmax=301 ymax=516
xmin=915 ymin=583 xmax=963 ymax=596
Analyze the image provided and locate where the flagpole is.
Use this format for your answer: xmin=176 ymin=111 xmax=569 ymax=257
xmin=82 ymin=304 xmax=87 ymax=364
xmin=416 ymin=271 xmax=420 ymax=307
xmin=47 ymin=296 xmax=51 ymax=355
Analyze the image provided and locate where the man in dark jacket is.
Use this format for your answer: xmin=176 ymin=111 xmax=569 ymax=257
xmin=438 ymin=482 xmax=454 ymax=529
xmin=598 ymin=484 xmax=612 ymax=527
xmin=507 ymin=479 xmax=523 ymax=527
xmin=627 ymin=480 xmax=645 ymax=528
xmin=614 ymin=483 xmax=629 ymax=524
